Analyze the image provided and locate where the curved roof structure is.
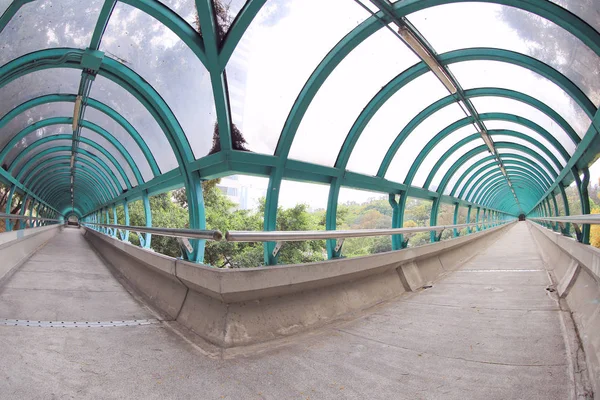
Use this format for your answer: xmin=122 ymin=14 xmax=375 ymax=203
xmin=1 ymin=0 xmax=599 ymax=263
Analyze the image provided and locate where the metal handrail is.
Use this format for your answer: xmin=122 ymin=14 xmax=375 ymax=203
xmin=529 ymin=215 xmax=600 ymax=224
xmin=81 ymin=222 xmax=223 ymax=241
xmin=0 ymin=212 xmax=60 ymax=222
xmin=226 ymin=220 xmax=511 ymax=242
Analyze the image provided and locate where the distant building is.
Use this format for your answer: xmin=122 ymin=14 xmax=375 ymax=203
xmin=216 ymin=175 xmax=266 ymax=210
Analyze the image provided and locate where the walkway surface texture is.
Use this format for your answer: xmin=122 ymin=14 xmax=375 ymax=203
xmin=0 ymin=223 xmax=579 ymax=399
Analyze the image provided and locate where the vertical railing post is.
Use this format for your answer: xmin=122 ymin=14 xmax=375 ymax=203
xmin=452 ymin=203 xmax=459 ymax=237
xmin=326 ymin=178 xmax=342 ymax=259
xmin=389 ymin=194 xmax=400 ymax=250
xmin=4 ymin=184 xmax=16 ymax=232
xmin=142 ymin=191 xmax=152 ymax=249
xmin=559 ymin=183 xmax=571 ymax=236
xmin=466 ymin=205 xmax=472 ymax=234
xmin=123 ymin=200 xmax=130 ymax=242
xmin=430 ymin=197 xmax=441 ymax=243
xmin=476 ymin=207 xmax=480 ymax=231
xmin=18 ymin=195 xmax=29 ymax=229
xmin=112 ymin=206 xmax=118 ymax=238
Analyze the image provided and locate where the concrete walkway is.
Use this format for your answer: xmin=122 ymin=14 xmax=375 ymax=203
xmin=0 ymin=223 xmax=578 ymax=399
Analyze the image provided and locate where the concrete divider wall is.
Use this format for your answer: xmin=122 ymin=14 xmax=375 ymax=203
xmin=527 ymin=222 xmax=600 ymax=394
xmin=0 ymin=224 xmax=63 ymax=285
xmin=84 ymin=222 xmax=514 ymax=349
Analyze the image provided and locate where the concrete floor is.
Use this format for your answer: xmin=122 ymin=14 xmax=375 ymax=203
xmin=0 ymin=224 xmax=579 ymax=399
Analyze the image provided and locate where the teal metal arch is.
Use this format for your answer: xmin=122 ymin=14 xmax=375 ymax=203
xmin=420 ymin=131 xmax=564 ymax=190
xmin=276 ymin=1 xmax=599 ymax=164
xmin=484 ymin=180 xmax=542 ymax=209
xmin=31 ymin=171 xmax=109 ymax=204
xmin=21 ymin=157 xmax=120 ymax=199
xmin=402 ymin=114 xmax=568 ymax=188
xmin=1 ymin=118 xmax=143 ymax=185
xmin=453 ymin=154 xmax=555 ymax=198
xmin=484 ymin=177 xmax=544 ymax=207
xmin=42 ymin=182 xmax=103 ymax=209
xmin=38 ymin=175 xmax=107 ymax=207
xmin=29 ymin=168 xmax=113 ymax=203
xmin=462 ymin=162 xmax=550 ymax=201
xmin=465 ymin=167 xmax=549 ymax=202
xmin=0 ymin=47 xmax=208 ymax=260
xmin=0 ymin=94 xmax=160 ymax=177
xmin=438 ymin=142 xmax=561 ymax=196
xmin=0 ymin=0 xmax=208 ymax=66
xmin=6 ymin=136 xmax=133 ymax=190
xmin=476 ymin=175 xmax=545 ymax=205
xmin=15 ymin=147 xmax=123 ymax=194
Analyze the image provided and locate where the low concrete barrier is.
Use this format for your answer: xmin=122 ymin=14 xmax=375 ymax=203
xmin=0 ymin=224 xmax=62 ymax=285
xmin=84 ymin=222 xmax=514 ymax=349
xmin=528 ymin=221 xmax=600 ymax=394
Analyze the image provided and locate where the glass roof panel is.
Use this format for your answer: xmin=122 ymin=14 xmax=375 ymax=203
xmin=460 ymin=164 xmax=500 ymax=201
xmin=409 ymin=3 xmax=600 ymax=107
xmin=427 ymin=141 xmax=482 ymax=191
xmin=494 ymin=134 xmax=561 ymax=174
xmin=226 ymin=0 xmax=369 ymax=155
xmin=0 ymin=0 xmax=102 ymax=67
xmin=4 ymin=124 xmax=71 ymax=168
xmin=485 ymin=120 xmax=569 ymax=165
xmin=412 ymin=124 xmax=478 ymax=188
xmin=549 ymin=0 xmax=600 ymax=35
xmin=83 ymin=107 xmax=153 ymax=182
xmin=385 ymin=103 xmax=465 ymax=184
xmin=346 ymin=73 xmax=447 ymax=175
xmin=88 ymin=75 xmax=177 ymax=173
xmin=80 ymin=127 xmax=138 ymax=186
xmin=12 ymin=139 xmax=72 ymax=177
xmin=290 ymin=27 xmax=420 ymax=166
xmin=0 ymin=102 xmax=73 ymax=149
xmin=0 ymin=1 xmax=11 ymax=16
xmin=0 ymin=68 xmax=80 ymax=120
xmin=100 ymin=2 xmax=216 ymax=159
xmin=470 ymin=96 xmax=576 ymax=154
xmin=449 ymin=60 xmax=592 ymax=138
xmin=78 ymin=141 xmax=127 ymax=190
xmin=159 ymin=0 xmax=199 ymax=31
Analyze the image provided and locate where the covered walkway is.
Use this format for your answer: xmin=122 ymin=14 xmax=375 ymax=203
xmin=0 ymin=223 xmax=583 ymax=399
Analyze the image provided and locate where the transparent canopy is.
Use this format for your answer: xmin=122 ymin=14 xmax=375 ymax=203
xmin=0 ymin=0 xmax=598 ymax=226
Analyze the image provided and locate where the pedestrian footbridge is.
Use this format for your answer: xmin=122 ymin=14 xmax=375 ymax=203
xmin=1 ymin=0 xmax=600 ymax=398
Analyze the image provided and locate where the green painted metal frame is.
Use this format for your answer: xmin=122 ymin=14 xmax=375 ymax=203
xmin=1 ymin=0 xmax=598 ymax=260
xmin=22 ymin=158 xmax=119 ymax=198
